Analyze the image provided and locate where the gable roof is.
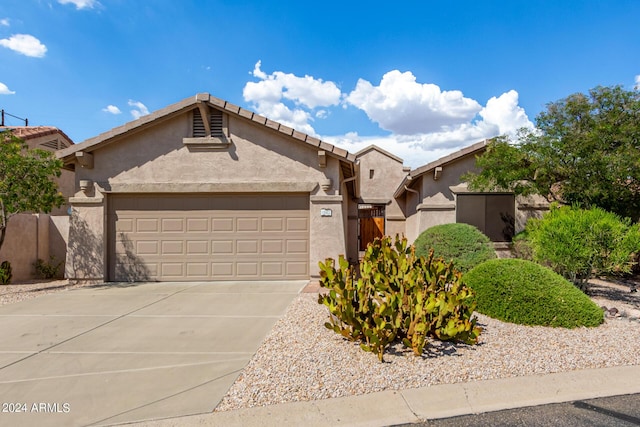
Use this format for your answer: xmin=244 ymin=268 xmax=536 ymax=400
xmin=393 ymin=139 xmax=488 ymax=198
xmin=1 ymin=126 xmax=73 ymax=147
xmin=355 ymin=144 xmax=404 ymax=164
xmin=57 ymin=93 xmax=357 ymax=164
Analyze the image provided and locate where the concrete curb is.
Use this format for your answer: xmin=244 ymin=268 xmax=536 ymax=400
xmin=126 ymin=365 xmax=640 ymax=426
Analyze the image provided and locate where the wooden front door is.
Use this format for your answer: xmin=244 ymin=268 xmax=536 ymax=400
xmin=359 ymin=205 xmax=385 ymax=251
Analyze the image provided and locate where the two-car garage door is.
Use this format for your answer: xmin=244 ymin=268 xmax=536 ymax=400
xmin=107 ymin=194 xmax=309 ymax=281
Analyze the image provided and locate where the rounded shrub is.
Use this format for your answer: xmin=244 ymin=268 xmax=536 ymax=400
xmin=522 ymin=205 xmax=640 ymax=289
xmin=463 ymin=259 xmax=604 ymax=328
xmin=414 ymin=223 xmax=496 ymax=273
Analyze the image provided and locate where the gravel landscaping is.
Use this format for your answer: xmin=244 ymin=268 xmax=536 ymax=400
xmin=216 ymin=278 xmax=640 ymax=412
xmin=0 ymin=279 xmax=93 ymax=306
xmin=3 ymin=277 xmax=638 ymax=413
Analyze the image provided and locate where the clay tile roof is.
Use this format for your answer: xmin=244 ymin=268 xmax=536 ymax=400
xmin=1 ymin=126 xmax=73 ymax=143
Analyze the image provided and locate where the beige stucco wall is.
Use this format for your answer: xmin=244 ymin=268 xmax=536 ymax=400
xmin=66 ymin=200 xmax=105 ymax=281
xmin=402 ymin=156 xmax=478 ymax=243
xmin=401 ymin=153 xmax=550 ymax=243
xmin=0 ymin=214 xmax=68 ymax=281
xmin=68 ymin=109 xmax=352 ymax=281
xmin=356 ymin=147 xmax=408 ymax=241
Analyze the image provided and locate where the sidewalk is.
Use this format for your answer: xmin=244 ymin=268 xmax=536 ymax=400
xmin=129 ymin=364 xmax=640 ymax=426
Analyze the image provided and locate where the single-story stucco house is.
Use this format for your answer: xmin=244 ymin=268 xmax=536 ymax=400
xmin=57 ymin=93 xmax=546 ymax=283
xmin=0 ymin=126 xmax=74 ymax=281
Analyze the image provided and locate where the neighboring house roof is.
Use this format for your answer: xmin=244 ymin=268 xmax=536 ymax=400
xmin=393 ymin=139 xmax=488 ymax=198
xmin=355 ymin=144 xmax=404 ymax=164
xmin=57 ymin=93 xmax=357 ymax=164
xmin=0 ymin=126 xmax=73 ymax=150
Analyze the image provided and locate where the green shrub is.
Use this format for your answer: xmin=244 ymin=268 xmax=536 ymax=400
xmin=318 ymin=236 xmax=481 ymax=362
xmin=33 ymin=256 xmax=63 ymax=279
xmin=0 ymin=261 xmax=12 ymax=285
xmin=463 ymin=259 xmax=604 ymax=328
xmin=414 ymin=223 xmax=496 ymax=272
xmin=522 ymin=205 xmax=640 ymax=290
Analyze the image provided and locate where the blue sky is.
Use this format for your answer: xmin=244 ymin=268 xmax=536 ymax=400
xmin=1 ymin=0 xmax=639 ymax=167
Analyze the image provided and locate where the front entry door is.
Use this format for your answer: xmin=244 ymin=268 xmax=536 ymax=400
xmin=359 ymin=205 xmax=385 ymax=251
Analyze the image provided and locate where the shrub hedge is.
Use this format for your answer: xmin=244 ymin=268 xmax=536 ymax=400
xmin=463 ymin=258 xmax=604 ymax=328
xmin=414 ymin=223 xmax=496 ymax=273
xmin=522 ymin=205 xmax=640 ymax=289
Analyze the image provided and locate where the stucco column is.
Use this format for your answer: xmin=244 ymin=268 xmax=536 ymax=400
xmin=66 ymin=194 xmax=106 ymax=283
xmin=309 ymin=195 xmax=346 ymax=279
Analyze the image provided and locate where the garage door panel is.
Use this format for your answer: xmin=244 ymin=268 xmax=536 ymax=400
xmin=161 ymin=263 xmax=184 ymax=277
xmin=261 ymin=262 xmax=283 ymax=276
xmin=262 ymin=218 xmax=284 ymax=231
xmin=161 ymin=241 xmax=184 ymax=255
xmin=236 ymin=262 xmax=258 ymax=277
xmin=186 ymin=218 xmax=209 ymax=232
xmin=262 ymin=240 xmax=284 ymax=254
xmin=136 ymin=219 xmax=159 ymax=232
xmin=237 ymin=240 xmax=258 ymax=254
xmin=109 ymin=194 xmax=309 ymax=281
xmin=211 ymin=262 xmax=234 ymax=277
xmin=212 ymin=218 xmax=234 ymax=232
xmin=186 ymin=263 xmax=208 ymax=277
xmin=161 ymin=218 xmax=184 ymax=232
xmin=187 ymin=241 xmax=209 ymax=255
xmin=237 ymin=218 xmax=258 ymax=232
xmin=212 ymin=240 xmax=233 ymax=254
xmin=136 ymin=241 xmax=159 ymax=255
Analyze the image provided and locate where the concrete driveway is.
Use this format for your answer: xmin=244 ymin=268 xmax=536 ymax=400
xmin=0 ymin=280 xmax=305 ymax=426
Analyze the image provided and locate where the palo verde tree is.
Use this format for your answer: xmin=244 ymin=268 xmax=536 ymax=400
xmin=464 ymin=85 xmax=640 ymax=220
xmin=0 ymin=130 xmax=65 ymax=252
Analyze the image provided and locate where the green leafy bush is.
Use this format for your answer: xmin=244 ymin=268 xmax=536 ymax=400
xmin=522 ymin=205 xmax=640 ymax=289
xmin=414 ymin=223 xmax=496 ymax=272
xmin=318 ymin=236 xmax=481 ymax=362
xmin=463 ymin=258 xmax=604 ymax=328
xmin=0 ymin=260 xmax=12 ymax=285
xmin=33 ymin=256 xmax=64 ymax=279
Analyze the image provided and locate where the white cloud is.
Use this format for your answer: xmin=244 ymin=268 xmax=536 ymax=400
xmin=635 ymin=75 xmax=640 ymax=90
xmin=0 ymin=34 xmax=47 ymax=58
xmin=242 ymin=64 xmax=533 ymax=168
xmin=0 ymin=18 xmax=9 ymax=27
xmin=102 ymin=105 xmax=121 ymax=115
xmin=346 ymin=70 xmax=482 ymax=134
xmin=330 ymin=90 xmax=533 ymax=168
xmin=478 ymin=90 xmax=533 ymax=135
xmin=57 ymin=0 xmax=99 ymax=10
xmin=243 ymin=61 xmax=341 ymax=135
xmin=0 ymin=82 xmax=15 ymax=95
xmin=128 ymin=100 xmax=149 ymax=119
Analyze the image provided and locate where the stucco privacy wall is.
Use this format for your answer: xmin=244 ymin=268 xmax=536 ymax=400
xmin=65 ymin=103 xmax=353 ymax=281
xmin=0 ymin=126 xmax=74 ymax=281
xmin=0 ymin=214 xmax=69 ymax=281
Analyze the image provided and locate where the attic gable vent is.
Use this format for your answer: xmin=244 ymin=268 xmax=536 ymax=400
xmin=184 ymin=106 xmax=231 ymax=149
xmin=39 ymin=139 xmax=69 ymax=150
xmin=192 ymin=108 xmax=225 ymax=138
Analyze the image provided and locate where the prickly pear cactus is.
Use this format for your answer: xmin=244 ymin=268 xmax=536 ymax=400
xmin=319 ymin=235 xmax=481 ymax=362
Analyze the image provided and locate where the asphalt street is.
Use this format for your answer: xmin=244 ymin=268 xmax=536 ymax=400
xmin=395 ymin=393 xmax=640 ymax=427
